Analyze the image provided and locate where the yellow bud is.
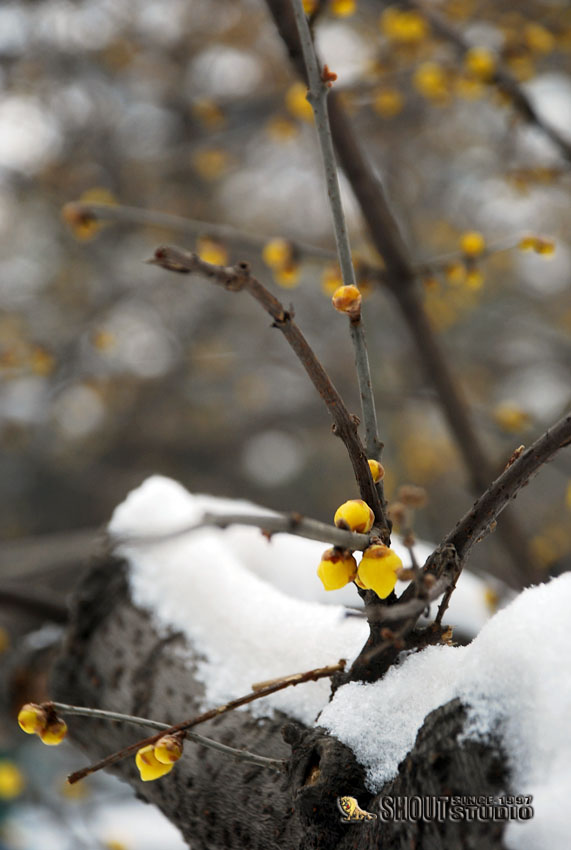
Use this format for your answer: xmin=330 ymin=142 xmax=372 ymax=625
xmin=331 ymin=285 xmax=362 ymax=318
xmin=460 ymin=230 xmax=485 ymax=257
xmin=464 ymin=47 xmax=496 ymax=81
xmin=518 ymin=235 xmax=537 ymax=252
xmin=524 ymin=23 xmax=555 ymax=54
xmin=466 ymin=268 xmax=484 ymax=290
xmin=331 ymin=0 xmax=356 ymax=18
xmin=334 ymin=499 xmax=374 ymax=533
xmin=196 ymin=236 xmax=229 ymax=266
xmin=321 ymin=264 xmax=343 ymax=296
xmin=285 ymin=82 xmax=313 ymax=122
xmin=154 ymin=735 xmax=183 ymax=765
xmin=136 ymin=745 xmax=174 ymax=781
xmin=380 ymin=8 xmax=428 ymax=44
xmin=445 ymin=261 xmax=466 ymax=286
xmin=368 ymin=459 xmax=385 ymax=483
xmin=535 ymin=237 xmax=555 ymax=256
xmin=413 ymin=63 xmax=449 ymax=101
xmin=0 ymin=761 xmax=25 ymax=800
xmin=39 ymin=719 xmax=68 ymax=746
xmin=493 ymin=403 xmax=531 ymax=433
xmin=357 ymin=544 xmax=403 ymax=599
xmin=274 ymin=263 xmax=301 ymax=288
xmin=372 ymin=87 xmax=404 ymax=118
xmin=18 ymin=704 xmax=48 ymax=736
xmin=262 ymin=238 xmax=293 ymax=269
xmin=317 ymin=548 xmax=358 ymax=591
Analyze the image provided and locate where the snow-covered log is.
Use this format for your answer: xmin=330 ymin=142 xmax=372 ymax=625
xmin=50 ymin=478 xmax=570 ymax=849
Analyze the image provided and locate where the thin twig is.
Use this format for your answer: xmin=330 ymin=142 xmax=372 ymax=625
xmin=290 ymin=0 xmax=385 ymax=518
xmin=63 ymin=201 xmax=336 ymax=262
xmin=67 ymin=659 xmax=345 ymax=784
xmin=48 ymin=702 xmax=283 ymax=772
xmin=112 ymin=509 xmax=371 ymax=551
xmin=147 ymin=245 xmax=385 ymax=529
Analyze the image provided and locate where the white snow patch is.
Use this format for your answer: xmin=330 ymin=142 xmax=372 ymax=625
xmin=109 ymin=475 xmax=370 ymax=725
xmin=319 ymin=574 xmax=571 ymax=850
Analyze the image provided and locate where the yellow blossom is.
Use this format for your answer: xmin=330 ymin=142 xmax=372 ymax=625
xmin=317 ymin=549 xmax=358 ymax=591
xmin=466 ymin=268 xmax=484 ymax=290
xmin=445 ymin=261 xmax=467 ymax=286
xmin=196 ymin=236 xmax=229 ymax=266
xmin=334 ymin=499 xmax=374 ymax=533
xmin=380 ymin=8 xmax=429 ymax=44
xmin=136 ymin=745 xmax=174 ymax=782
xmin=285 ymin=82 xmax=313 ymax=122
xmin=524 ymin=24 xmax=555 ymax=55
xmin=464 ymin=47 xmax=496 ymax=81
xmin=154 ymin=735 xmax=183 ymax=765
xmin=39 ymin=719 xmax=68 ymax=746
xmin=368 ymin=459 xmax=385 ymax=483
xmin=18 ymin=703 xmax=48 ymax=735
xmin=192 ymin=148 xmax=230 ymax=180
xmin=460 ymin=230 xmax=485 ymax=257
xmin=262 ymin=238 xmax=293 ymax=269
xmin=413 ymin=63 xmax=449 ymax=101
xmin=493 ymin=403 xmax=531 ymax=433
xmin=0 ymin=761 xmax=25 ymax=800
xmin=331 ymin=284 xmax=362 ymax=317
xmin=357 ymin=544 xmax=402 ymax=599
xmin=372 ymin=87 xmax=404 ymax=118
xmin=273 ymin=263 xmax=301 ymax=288
xmin=331 ymin=0 xmax=356 ymax=18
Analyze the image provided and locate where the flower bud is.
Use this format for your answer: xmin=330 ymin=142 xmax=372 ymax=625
xmin=357 ymin=544 xmax=403 ymax=599
xmin=368 ymin=459 xmax=385 ymax=483
xmin=154 ymin=735 xmax=183 ymax=765
xmin=331 ymin=285 xmax=362 ymax=318
xmin=17 ymin=704 xmax=48 ymax=736
xmin=460 ymin=231 xmax=485 ymax=257
xmin=317 ymin=549 xmax=357 ymax=591
xmin=334 ymin=500 xmax=374 ymax=533
xmin=136 ymin=745 xmax=174 ymax=782
xmin=39 ymin=718 xmax=68 ymax=746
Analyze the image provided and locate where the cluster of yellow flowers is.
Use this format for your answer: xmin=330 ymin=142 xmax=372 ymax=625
xmin=317 ymin=487 xmax=404 ymax=600
xmin=18 ymin=703 xmax=68 ymax=746
xmin=135 ymin=734 xmax=183 ymax=782
xmin=262 ymin=238 xmax=301 ymax=288
xmin=518 ymin=235 xmax=556 ymax=255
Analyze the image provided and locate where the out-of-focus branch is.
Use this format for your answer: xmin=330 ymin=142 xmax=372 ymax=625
xmin=408 ymin=0 xmax=571 ymax=163
xmin=147 ymin=246 xmax=384 ymax=524
xmin=62 ymin=201 xmax=336 ymax=261
xmin=113 ymin=509 xmax=371 ymax=551
xmin=0 ymin=585 xmax=68 ymax=623
xmin=264 ymin=0 xmax=535 ymax=585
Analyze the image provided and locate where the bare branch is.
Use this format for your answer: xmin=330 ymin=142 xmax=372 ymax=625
xmin=147 ymin=245 xmax=385 ymax=531
xmin=48 ymin=702 xmax=284 ymax=772
xmin=67 ymin=659 xmax=346 ymax=784
xmin=113 ymin=508 xmax=371 ymax=551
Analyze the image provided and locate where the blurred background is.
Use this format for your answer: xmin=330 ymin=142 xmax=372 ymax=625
xmin=0 ymin=0 xmax=570 ymax=843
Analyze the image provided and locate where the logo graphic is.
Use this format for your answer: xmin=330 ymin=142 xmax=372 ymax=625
xmin=337 ymin=796 xmax=377 ymax=823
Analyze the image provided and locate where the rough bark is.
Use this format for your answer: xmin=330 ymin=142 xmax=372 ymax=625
xmin=49 ymin=556 xmax=510 ymax=849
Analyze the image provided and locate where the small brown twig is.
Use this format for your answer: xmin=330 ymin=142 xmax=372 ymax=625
xmin=67 ymin=659 xmax=345 ymax=784
xmin=112 ymin=509 xmax=371 ymax=551
xmin=147 ymin=245 xmax=385 ymax=531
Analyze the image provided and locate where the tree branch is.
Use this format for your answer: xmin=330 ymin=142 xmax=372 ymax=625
xmin=47 ymin=702 xmax=284 ymax=772
xmin=67 ymin=659 xmax=345 ymax=784
xmin=113 ymin=508 xmax=371 ymax=551
xmin=147 ymin=245 xmax=386 ymax=533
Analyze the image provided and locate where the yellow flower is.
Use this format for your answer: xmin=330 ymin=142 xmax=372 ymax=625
xmin=317 ymin=549 xmax=358 ymax=591
xmin=334 ymin=499 xmax=374 ymax=533
xmin=493 ymin=403 xmax=531 ymax=433
xmin=332 ymin=284 xmax=362 ymax=317
xmin=380 ymin=8 xmax=428 ymax=44
xmin=466 ymin=268 xmax=484 ymax=290
xmin=196 ymin=236 xmax=229 ymax=266
xmin=368 ymin=459 xmax=385 ymax=483
xmin=464 ymin=47 xmax=496 ymax=81
xmin=445 ymin=261 xmax=466 ymax=286
xmin=321 ymin=264 xmax=343 ymax=295
xmin=39 ymin=718 xmax=68 ymax=746
xmin=331 ymin=0 xmax=356 ymax=18
xmin=285 ymin=82 xmax=313 ymax=122
xmin=192 ymin=148 xmax=230 ymax=180
xmin=460 ymin=230 xmax=485 ymax=257
xmin=0 ymin=761 xmax=25 ymax=800
xmin=357 ymin=544 xmax=402 ymax=599
xmin=136 ymin=745 xmax=174 ymax=782
xmin=372 ymin=87 xmax=404 ymax=118
xmin=154 ymin=735 xmax=183 ymax=765
xmin=273 ymin=263 xmax=301 ymax=288
xmin=262 ymin=238 xmax=293 ymax=269
xmin=18 ymin=703 xmax=48 ymax=735
xmin=413 ymin=63 xmax=449 ymax=101
xmin=524 ymin=23 xmax=555 ymax=54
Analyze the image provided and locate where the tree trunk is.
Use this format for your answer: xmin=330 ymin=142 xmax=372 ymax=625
xmin=50 ymin=556 xmax=509 ymax=849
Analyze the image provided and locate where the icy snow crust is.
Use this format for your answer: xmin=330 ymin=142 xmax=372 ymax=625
xmin=109 ymin=476 xmax=568 ymax=848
